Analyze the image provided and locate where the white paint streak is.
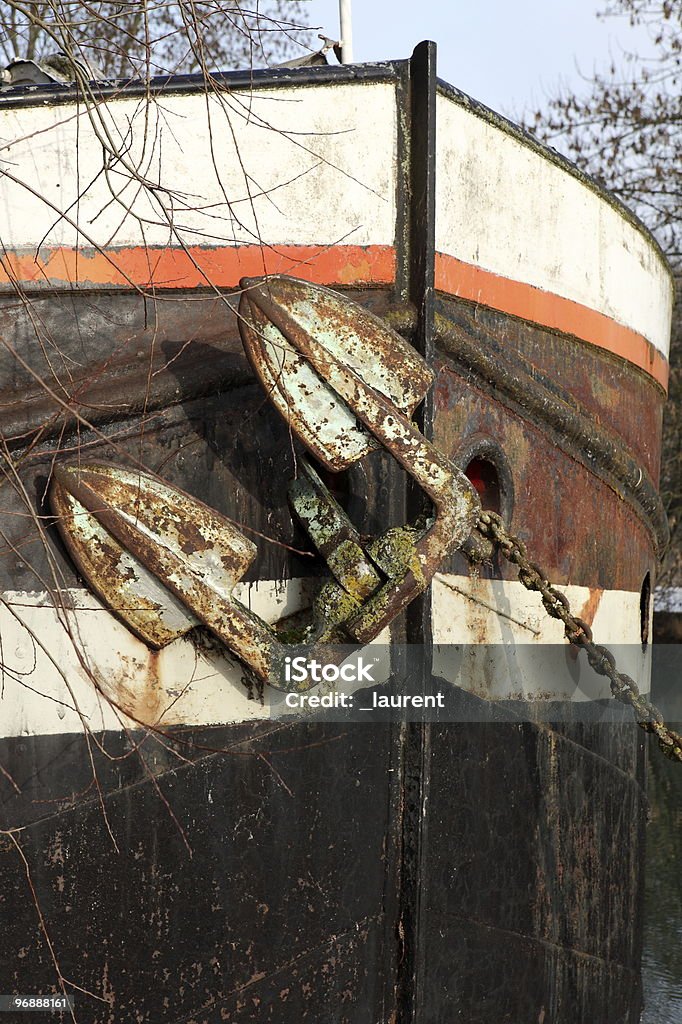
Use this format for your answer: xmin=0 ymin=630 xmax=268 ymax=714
xmin=0 ymin=575 xmax=650 ymax=738
xmin=0 ymin=580 xmax=317 ymax=739
xmin=0 ymin=83 xmax=397 ymax=253
xmin=432 ymin=573 xmax=651 ymax=700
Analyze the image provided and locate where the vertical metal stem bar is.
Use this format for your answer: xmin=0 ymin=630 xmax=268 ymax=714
xmin=397 ymin=40 xmax=438 ymax=1024
xmin=406 ymin=39 xmax=438 ymax=648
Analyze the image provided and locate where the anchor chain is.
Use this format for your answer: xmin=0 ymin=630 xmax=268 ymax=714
xmin=475 ymin=510 xmax=682 ymax=763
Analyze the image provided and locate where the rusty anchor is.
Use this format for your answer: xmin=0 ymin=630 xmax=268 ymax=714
xmin=238 ymin=276 xmax=479 ymax=642
xmin=50 ymin=462 xmax=364 ymax=691
xmin=49 ymin=276 xmax=480 ymax=691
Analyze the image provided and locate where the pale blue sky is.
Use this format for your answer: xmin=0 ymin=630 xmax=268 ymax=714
xmin=303 ymin=1 xmax=655 ymax=118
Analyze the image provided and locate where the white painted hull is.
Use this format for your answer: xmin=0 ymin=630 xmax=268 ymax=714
xmin=0 ymin=574 xmax=652 ymax=739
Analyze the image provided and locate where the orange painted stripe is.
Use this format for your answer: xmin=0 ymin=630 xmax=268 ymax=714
xmin=435 ymin=252 xmax=668 ymax=391
xmin=0 ymin=244 xmax=396 ymax=291
xmin=0 ymin=242 xmax=667 ymax=389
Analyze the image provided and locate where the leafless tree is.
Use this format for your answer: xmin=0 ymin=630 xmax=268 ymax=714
xmin=528 ymin=0 xmax=682 ymax=584
xmin=0 ymin=0 xmax=312 ymax=78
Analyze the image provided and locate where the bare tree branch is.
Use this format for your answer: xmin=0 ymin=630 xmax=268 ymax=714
xmin=528 ymin=0 xmax=682 ymax=584
xmin=0 ymin=0 xmax=313 ymax=77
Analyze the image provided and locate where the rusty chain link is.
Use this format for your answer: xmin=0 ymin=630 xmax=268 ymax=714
xmin=475 ymin=511 xmax=682 ymax=763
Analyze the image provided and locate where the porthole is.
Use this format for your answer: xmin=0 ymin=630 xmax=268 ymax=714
xmin=454 ymin=436 xmax=514 ymax=522
xmin=464 ymin=456 xmax=501 ymax=514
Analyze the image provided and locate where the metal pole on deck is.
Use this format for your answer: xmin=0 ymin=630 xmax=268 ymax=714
xmin=339 ymin=0 xmax=353 ymax=62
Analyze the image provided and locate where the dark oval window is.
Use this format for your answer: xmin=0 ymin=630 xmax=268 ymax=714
xmin=464 ymin=456 xmax=502 ymax=514
xmin=455 ymin=436 xmax=514 ymax=523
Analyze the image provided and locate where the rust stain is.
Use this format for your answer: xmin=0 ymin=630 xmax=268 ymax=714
xmin=563 ymin=588 xmax=603 ymax=663
xmin=578 ymin=587 xmax=603 ymax=630
xmin=102 ymin=649 xmax=172 ymax=726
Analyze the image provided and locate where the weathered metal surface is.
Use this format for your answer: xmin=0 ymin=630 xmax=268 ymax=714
xmin=51 ymin=468 xmax=202 ymax=646
xmin=238 ymin=277 xmax=433 ymax=471
xmin=51 ymin=463 xmax=290 ymax=685
xmin=419 ymin=715 xmax=646 ymax=1024
xmin=0 ymin=45 xmax=669 ymax=1024
xmin=433 ymin=84 xmax=673 ymax=375
xmin=443 ymin=300 xmax=664 ymax=482
xmin=0 ymin=78 xmax=400 ymax=296
xmin=0 ymin=720 xmax=403 ymax=1022
xmin=385 ymin=303 xmax=668 ymax=557
xmin=239 ymin=276 xmax=480 ymax=641
xmin=288 ymin=460 xmax=382 ymax=603
xmin=0 ymin=286 xmax=663 ymax=516
xmin=49 ymin=463 xmax=357 ymax=690
xmin=434 ymin=309 xmax=669 ymax=555
xmin=0 ymin=291 xmax=252 ymax=454
xmin=431 ymin=341 xmax=657 ymax=594
xmin=46 ymin=279 xmax=480 ymax=688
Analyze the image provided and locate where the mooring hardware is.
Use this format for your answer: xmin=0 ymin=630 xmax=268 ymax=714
xmin=50 ymin=277 xmax=480 ymax=690
xmin=47 ymin=276 xmax=682 ymax=760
